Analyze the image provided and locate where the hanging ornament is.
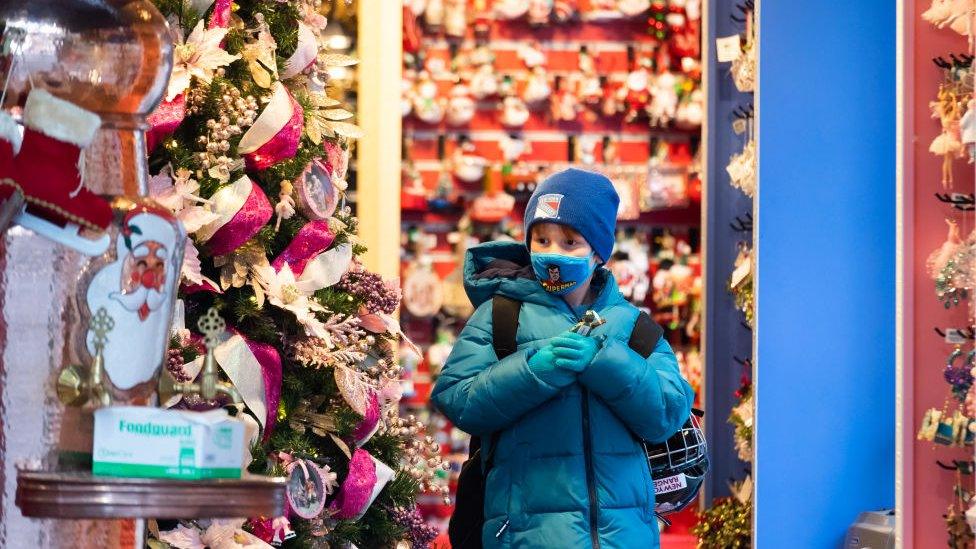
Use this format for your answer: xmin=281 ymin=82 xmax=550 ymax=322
xmin=403 ymin=4 xmax=423 ymax=54
xmin=285 ymin=458 xmax=332 ymax=519
xmin=620 ymin=0 xmax=652 ymax=17
xmin=550 ymin=76 xmax=581 ymax=122
xmin=495 ymin=0 xmax=530 ymax=20
xmin=620 ymin=61 xmax=652 ymax=123
xmin=517 ymin=42 xmax=548 ymax=69
xmin=402 ymin=259 xmax=444 ymax=317
xmin=446 ymin=82 xmax=477 ymax=126
xmin=473 ymin=0 xmax=495 ymax=38
xmin=471 ymin=63 xmax=500 ymax=99
xmin=444 ymin=0 xmax=467 ymax=38
xmin=425 ymin=0 xmax=446 ymax=30
xmin=471 ymin=170 xmax=516 ymax=224
xmin=13 ymin=90 xmax=113 ymax=252
xmin=501 ymin=95 xmax=531 ymax=127
xmin=452 ymin=138 xmax=489 ymax=182
xmin=647 ymin=71 xmax=679 ymax=127
xmin=293 ymin=159 xmax=340 ymax=221
xmin=675 ymin=88 xmax=704 ymax=129
xmin=528 ymin=0 xmax=554 ymax=26
xmin=524 ymin=66 xmax=553 ymax=107
xmin=413 ymin=71 xmax=447 ymax=124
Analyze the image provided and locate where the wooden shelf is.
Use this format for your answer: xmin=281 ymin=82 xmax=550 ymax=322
xmin=16 ymin=470 xmax=286 ymax=520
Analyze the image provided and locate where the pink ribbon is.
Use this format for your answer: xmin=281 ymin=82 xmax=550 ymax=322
xmin=208 ymin=0 xmax=233 ymax=29
xmin=352 ymin=391 xmax=381 ymax=445
xmin=241 ymin=334 xmax=282 ymax=439
xmin=271 ymin=220 xmax=336 ymax=275
xmin=329 ymin=449 xmax=378 ymax=520
xmin=146 ymin=95 xmax=186 ymax=153
xmin=206 ymin=180 xmax=273 ymax=256
xmin=245 ymin=93 xmax=304 ymax=171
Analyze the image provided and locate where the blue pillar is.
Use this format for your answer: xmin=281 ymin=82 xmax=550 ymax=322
xmin=755 ymin=2 xmax=896 ymax=546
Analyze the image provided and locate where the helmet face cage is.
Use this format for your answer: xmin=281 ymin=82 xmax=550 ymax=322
xmin=644 ymin=413 xmax=709 ymax=516
xmin=646 ymin=413 xmax=707 ymax=474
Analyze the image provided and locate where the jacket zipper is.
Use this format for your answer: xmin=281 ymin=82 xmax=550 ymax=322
xmin=581 ymin=387 xmax=601 ymax=549
xmin=559 ymin=300 xmax=601 ymax=549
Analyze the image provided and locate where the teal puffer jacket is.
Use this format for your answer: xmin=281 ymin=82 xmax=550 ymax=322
xmin=432 ymin=242 xmax=695 ymax=549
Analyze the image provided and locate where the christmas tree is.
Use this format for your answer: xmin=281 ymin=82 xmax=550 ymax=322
xmin=146 ymin=1 xmax=443 ymax=547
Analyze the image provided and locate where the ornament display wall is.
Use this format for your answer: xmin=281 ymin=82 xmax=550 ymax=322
xmin=702 ymin=0 xmax=755 ymax=507
xmin=901 ymin=1 xmax=976 ymax=547
xmin=398 ymin=0 xmax=705 ymax=539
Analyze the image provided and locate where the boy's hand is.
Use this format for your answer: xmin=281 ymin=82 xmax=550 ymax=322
xmin=551 ymin=332 xmax=599 ymax=373
xmin=527 ymin=344 xmax=576 ymax=388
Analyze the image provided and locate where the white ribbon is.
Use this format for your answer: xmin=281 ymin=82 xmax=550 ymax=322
xmin=281 ymin=23 xmax=318 ymax=80
xmin=195 ymin=175 xmax=252 ymax=241
xmin=213 ymin=333 xmax=269 ymax=432
xmin=296 ymin=243 xmax=353 ymax=292
xmin=238 ymin=82 xmax=293 ymax=154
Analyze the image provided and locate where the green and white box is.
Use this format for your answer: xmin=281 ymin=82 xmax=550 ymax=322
xmin=93 ymin=406 xmax=244 ymax=480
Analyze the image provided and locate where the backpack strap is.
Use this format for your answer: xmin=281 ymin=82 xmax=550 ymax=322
xmin=627 ymin=311 xmax=664 ymax=359
xmin=472 ymin=295 xmax=523 ymax=467
xmin=491 ymin=294 xmax=522 ymax=360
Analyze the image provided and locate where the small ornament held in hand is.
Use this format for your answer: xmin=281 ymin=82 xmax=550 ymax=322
xmin=571 ymin=310 xmax=607 ymax=336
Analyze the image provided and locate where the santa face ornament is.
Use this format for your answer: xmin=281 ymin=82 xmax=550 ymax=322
xmin=74 ymin=197 xmax=186 ymax=401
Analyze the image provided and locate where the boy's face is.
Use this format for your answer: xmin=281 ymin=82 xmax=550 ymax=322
xmin=530 ymin=222 xmax=598 ymax=260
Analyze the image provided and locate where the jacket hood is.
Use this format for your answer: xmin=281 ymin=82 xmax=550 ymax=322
xmin=462 ymin=241 xmax=627 ymax=311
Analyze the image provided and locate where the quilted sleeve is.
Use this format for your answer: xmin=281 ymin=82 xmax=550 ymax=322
xmin=430 ymin=301 xmax=562 ymax=436
xmin=578 ymin=337 xmax=694 ymax=443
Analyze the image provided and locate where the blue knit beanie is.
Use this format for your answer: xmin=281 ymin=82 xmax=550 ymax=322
xmin=524 ymin=168 xmax=619 ymax=263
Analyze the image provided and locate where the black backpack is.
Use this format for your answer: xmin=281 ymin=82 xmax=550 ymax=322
xmin=447 ymin=295 xmax=666 ymax=548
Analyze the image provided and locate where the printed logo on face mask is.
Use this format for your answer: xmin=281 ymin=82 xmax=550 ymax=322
xmin=541 ymin=264 xmax=575 ymax=293
xmin=534 ymin=193 xmax=564 ymax=219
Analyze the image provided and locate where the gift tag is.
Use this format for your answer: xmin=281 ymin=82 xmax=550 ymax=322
xmin=945 ymin=329 xmax=968 ymax=345
xmin=732 ymin=118 xmax=748 ymax=135
xmin=716 ymin=35 xmax=743 ymax=62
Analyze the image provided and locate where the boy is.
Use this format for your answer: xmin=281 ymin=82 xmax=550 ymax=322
xmin=432 ymin=168 xmax=694 ymax=548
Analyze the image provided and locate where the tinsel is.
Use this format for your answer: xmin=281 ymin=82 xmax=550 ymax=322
xmin=692 ymin=497 xmax=752 ymax=548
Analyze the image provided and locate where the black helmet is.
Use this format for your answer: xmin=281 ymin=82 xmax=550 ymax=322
xmin=644 ymin=409 xmax=708 ymax=518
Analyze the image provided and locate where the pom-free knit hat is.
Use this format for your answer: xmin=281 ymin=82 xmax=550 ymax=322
xmin=524 ymin=168 xmax=620 ymax=262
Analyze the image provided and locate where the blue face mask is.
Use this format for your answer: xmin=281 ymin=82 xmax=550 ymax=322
xmin=530 ymin=252 xmax=597 ymax=296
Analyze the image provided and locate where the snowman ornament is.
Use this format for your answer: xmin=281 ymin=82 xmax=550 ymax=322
xmin=446 ymin=82 xmax=476 ymax=126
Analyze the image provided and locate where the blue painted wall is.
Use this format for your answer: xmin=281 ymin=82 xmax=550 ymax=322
xmin=756 ymin=2 xmax=896 ymax=547
xmin=704 ymin=0 xmax=754 ymax=502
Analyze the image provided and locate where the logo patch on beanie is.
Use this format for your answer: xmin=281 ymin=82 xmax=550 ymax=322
xmin=534 ymin=194 xmax=564 ymax=219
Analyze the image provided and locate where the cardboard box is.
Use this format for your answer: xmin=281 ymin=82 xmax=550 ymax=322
xmin=93 ymin=406 xmax=244 ymax=480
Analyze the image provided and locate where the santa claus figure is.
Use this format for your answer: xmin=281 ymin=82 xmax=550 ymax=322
xmin=83 ymin=203 xmax=186 ymax=392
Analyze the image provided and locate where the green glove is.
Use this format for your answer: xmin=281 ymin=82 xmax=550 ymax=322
xmin=550 ymin=332 xmax=599 ymax=373
xmin=527 ymin=344 xmax=577 ymax=388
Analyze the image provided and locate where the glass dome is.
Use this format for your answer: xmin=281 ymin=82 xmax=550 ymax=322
xmin=0 ymin=0 xmax=174 ymax=196
xmin=0 ymin=0 xmax=172 ymax=129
